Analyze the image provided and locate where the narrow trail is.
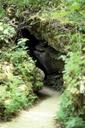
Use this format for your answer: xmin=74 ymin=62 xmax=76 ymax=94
xmin=0 ymin=87 xmax=60 ymax=128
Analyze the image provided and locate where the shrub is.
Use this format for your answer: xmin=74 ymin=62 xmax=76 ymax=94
xmin=0 ymin=23 xmax=44 ymax=120
xmin=56 ymin=34 xmax=85 ymax=128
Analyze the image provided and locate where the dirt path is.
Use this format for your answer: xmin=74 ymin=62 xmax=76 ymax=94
xmin=0 ymin=87 xmax=60 ymax=128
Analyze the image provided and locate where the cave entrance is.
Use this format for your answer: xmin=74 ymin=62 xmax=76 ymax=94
xmin=20 ymin=28 xmax=47 ymax=78
xmin=20 ymin=28 xmax=64 ymax=91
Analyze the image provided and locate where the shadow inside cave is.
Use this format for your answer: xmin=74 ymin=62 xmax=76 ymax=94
xmin=19 ymin=28 xmax=64 ymax=91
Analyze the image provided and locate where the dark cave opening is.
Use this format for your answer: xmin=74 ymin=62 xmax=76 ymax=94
xmin=20 ymin=28 xmax=64 ymax=90
xmin=20 ymin=28 xmax=48 ymax=78
xmin=20 ymin=28 xmax=51 ymax=79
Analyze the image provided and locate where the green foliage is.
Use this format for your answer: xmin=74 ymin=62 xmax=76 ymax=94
xmin=56 ymin=43 xmax=85 ymax=127
xmin=53 ymin=0 xmax=85 ymax=127
xmin=66 ymin=117 xmax=85 ymax=128
xmin=0 ymin=23 xmax=44 ymax=120
xmin=0 ymin=0 xmax=62 ymax=18
xmin=0 ymin=22 xmax=16 ymax=48
xmin=56 ymin=27 xmax=85 ymax=126
xmin=0 ymin=0 xmax=61 ymax=7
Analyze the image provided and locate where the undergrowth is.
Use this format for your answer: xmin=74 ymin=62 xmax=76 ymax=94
xmin=0 ymin=23 xmax=44 ymax=120
xmin=54 ymin=1 xmax=85 ymax=127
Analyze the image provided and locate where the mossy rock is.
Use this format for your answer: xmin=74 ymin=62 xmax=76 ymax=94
xmin=27 ymin=16 xmax=76 ymax=53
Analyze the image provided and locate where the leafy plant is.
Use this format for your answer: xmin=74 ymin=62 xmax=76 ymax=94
xmin=0 ymin=23 xmax=44 ymax=120
xmin=56 ymin=35 xmax=85 ymax=128
xmin=53 ymin=0 xmax=85 ymax=127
